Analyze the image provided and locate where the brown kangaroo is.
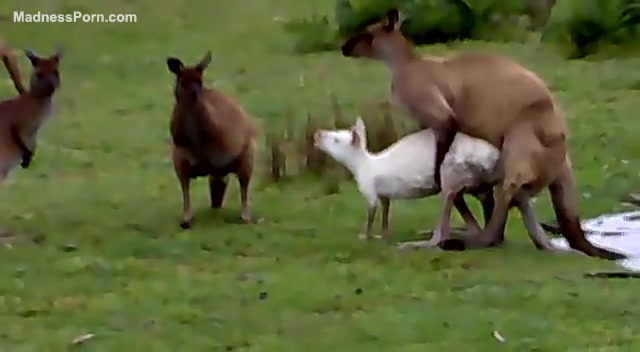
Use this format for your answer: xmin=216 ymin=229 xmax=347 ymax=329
xmin=340 ymin=8 xmax=625 ymax=260
xmin=0 ymin=37 xmax=26 ymax=95
xmin=166 ymin=51 xmax=258 ymax=229
xmin=0 ymin=46 xmax=63 ymax=181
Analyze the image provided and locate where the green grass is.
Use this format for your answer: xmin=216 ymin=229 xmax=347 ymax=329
xmin=1 ymin=0 xmax=640 ymax=350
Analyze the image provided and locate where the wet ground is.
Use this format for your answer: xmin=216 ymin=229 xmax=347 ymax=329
xmin=549 ymin=211 xmax=640 ymax=272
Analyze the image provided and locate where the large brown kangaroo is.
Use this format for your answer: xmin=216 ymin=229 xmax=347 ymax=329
xmin=166 ymin=51 xmax=258 ymax=229
xmin=0 ymin=37 xmax=26 ymax=94
xmin=340 ymin=8 xmax=625 ymax=260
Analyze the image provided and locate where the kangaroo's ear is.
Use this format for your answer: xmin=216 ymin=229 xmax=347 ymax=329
xmin=382 ymin=8 xmax=404 ymax=32
xmin=53 ymin=44 xmax=64 ymax=61
xmin=196 ymin=51 xmax=212 ymax=72
xmin=24 ymin=49 xmax=40 ymax=66
xmin=166 ymin=57 xmax=184 ymax=75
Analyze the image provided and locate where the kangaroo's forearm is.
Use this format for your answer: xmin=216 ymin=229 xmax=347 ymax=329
xmin=10 ymin=126 xmax=33 ymax=167
xmin=433 ymin=116 xmax=458 ymax=187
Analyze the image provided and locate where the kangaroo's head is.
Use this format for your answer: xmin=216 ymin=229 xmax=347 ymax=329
xmin=340 ymin=8 xmax=407 ymax=61
xmin=166 ymin=51 xmax=212 ymax=103
xmin=24 ymin=45 xmax=63 ymax=97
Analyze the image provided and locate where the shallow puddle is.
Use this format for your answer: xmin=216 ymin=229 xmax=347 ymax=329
xmin=549 ymin=211 xmax=640 ymax=271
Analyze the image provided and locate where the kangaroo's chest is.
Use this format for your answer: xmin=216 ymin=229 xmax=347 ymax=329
xmin=389 ymin=79 xmax=425 ymax=119
xmin=26 ymin=101 xmax=54 ymax=139
xmin=173 ymin=115 xmax=239 ymax=169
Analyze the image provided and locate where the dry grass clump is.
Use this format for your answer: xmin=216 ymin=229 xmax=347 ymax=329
xmin=262 ymin=94 xmax=415 ymax=192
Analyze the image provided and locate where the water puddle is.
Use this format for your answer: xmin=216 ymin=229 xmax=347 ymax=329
xmin=549 ymin=211 xmax=640 ymax=271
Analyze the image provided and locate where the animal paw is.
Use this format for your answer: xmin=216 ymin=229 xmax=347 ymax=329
xmin=438 ymin=238 xmax=466 ymax=251
xmin=397 ymin=241 xmax=425 ymax=251
xmin=179 ymin=218 xmax=193 ymax=230
xmin=240 ymin=210 xmax=253 ymax=224
xmin=20 ymin=151 xmax=33 ymax=168
xmin=357 ymin=233 xmax=382 ymax=241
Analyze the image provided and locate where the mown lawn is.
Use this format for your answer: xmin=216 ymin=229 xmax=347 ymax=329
xmin=1 ymin=0 xmax=640 ymax=350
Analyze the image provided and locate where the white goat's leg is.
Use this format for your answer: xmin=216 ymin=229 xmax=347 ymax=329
xmin=398 ymin=191 xmax=456 ymax=250
xmin=380 ymin=197 xmax=391 ymax=239
xmin=416 ymin=194 xmax=472 ymax=236
xmin=358 ymin=203 xmax=379 ymax=241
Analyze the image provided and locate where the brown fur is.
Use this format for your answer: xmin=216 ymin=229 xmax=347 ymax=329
xmin=0 ymin=37 xmax=26 ymax=95
xmin=341 ymin=9 xmax=625 ymax=260
xmin=0 ymin=46 xmax=63 ymax=182
xmin=166 ymin=51 xmax=258 ymax=229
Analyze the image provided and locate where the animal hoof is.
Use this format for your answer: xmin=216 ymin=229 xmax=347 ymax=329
xmin=438 ymin=239 xmax=466 ymax=251
xmin=179 ymin=220 xmax=192 ymax=229
xmin=357 ymin=233 xmax=381 ymax=241
xmin=240 ymin=213 xmax=253 ymax=224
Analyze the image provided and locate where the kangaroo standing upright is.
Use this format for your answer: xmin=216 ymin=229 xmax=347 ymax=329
xmin=340 ymin=9 xmax=625 ymax=260
xmin=166 ymin=51 xmax=258 ymax=229
xmin=0 ymin=46 xmax=63 ymax=181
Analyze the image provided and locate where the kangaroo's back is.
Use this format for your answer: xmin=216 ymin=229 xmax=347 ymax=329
xmin=443 ymin=52 xmax=561 ymax=147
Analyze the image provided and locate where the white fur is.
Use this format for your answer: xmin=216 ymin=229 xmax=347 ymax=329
xmin=314 ymin=117 xmax=499 ymax=208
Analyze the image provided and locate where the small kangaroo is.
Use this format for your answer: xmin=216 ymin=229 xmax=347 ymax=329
xmin=0 ymin=46 xmax=63 ymax=181
xmin=340 ymin=9 xmax=625 ymax=260
xmin=314 ymin=117 xmax=559 ymax=251
xmin=166 ymin=51 xmax=258 ymax=229
xmin=0 ymin=37 xmax=26 ymax=95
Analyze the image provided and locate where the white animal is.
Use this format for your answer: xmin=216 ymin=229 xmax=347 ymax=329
xmin=314 ymin=116 xmax=558 ymax=251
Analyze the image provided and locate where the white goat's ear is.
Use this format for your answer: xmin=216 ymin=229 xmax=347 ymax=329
xmin=353 ymin=116 xmax=366 ymax=136
xmin=350 ymin=129 xmax=361 ymax=146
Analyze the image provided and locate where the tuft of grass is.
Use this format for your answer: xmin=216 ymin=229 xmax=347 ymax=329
xmin=0 ymin=0 xmax=639 ymax=350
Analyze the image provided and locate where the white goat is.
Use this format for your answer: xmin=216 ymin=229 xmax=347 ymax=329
xmin=314 ymin=117 xmax=557 ymax=251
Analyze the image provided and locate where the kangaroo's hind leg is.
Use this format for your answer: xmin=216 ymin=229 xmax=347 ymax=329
xmin=397 ymin=188 xmax=458 ymax=250
xmin=514 ymin=191 xmax=563 ymax=251
xmin=208 ymin=176 xmax=228 ymax=208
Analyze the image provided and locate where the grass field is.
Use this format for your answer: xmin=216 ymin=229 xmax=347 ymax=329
xmin=1 ymin=0 xmax=640 ymax=350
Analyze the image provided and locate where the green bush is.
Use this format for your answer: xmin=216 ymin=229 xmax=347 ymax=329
xmin=543 ymin=0 xmax=640 ymax=58
xmin=280 ymin=0 xmax=640 ymax=58
xmin=336 ymin=0 xmax=531 ymax=44
xmin=282 ymin=0 xmax=550 ymax=54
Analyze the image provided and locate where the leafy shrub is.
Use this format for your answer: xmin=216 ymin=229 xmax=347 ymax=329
xmin=283 ymin=0 xmax=552 ymax=54
xmin=543 ymin=0 xmax=640 ymax=58
xmin=335 ymin=0 xmax=530 ymax=44
xmin=280 ymin=0 xmax=639 ymax=59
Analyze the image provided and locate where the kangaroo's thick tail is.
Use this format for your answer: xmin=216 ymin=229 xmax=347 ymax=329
xmin=0 ymin=37 xmax=26 ymax=95
xmin=549 ymin=159 xmax=627 ymax=261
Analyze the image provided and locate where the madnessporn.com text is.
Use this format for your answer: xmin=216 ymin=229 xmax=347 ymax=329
xmin=13 ymin=11 xmax=137 ymax=23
